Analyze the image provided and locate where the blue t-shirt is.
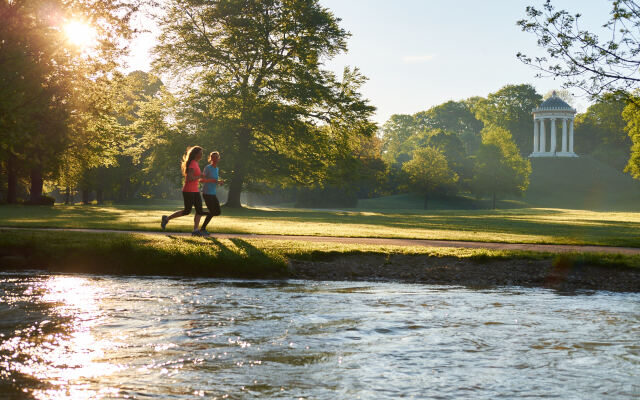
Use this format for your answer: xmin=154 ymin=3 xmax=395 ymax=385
xmin=201 ymin=165 xmax=219 ymax=195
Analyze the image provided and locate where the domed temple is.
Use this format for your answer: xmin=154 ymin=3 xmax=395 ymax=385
xmin=529 ymin=92 xmax=578 ymax=158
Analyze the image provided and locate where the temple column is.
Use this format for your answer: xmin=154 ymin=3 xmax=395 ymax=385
xmin=533 ymin=119 xmax=539 ymax=153
xmin=569 ymin=118 xmax=575 ymax=153
xmin=540 ymin=118 xmax=546 ymax=153
xmin=561 ymin=118 xmax=568 ymax=152
xmin=550 ymin=118 xmax=557 ymax=153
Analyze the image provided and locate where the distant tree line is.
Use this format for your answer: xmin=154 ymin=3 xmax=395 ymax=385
xmin=377 ymin=83 xmax=640 ymax=209
xmin=3 ymin=0 xmax=640 ymax=210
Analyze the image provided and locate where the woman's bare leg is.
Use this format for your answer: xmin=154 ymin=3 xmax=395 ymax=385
xmin=193 ymin=214 xmax=202 ymax=231
xmin=167 ymin=210 xmax=184 ymax=221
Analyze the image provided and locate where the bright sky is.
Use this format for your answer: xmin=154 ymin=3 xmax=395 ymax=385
xmin=125 ymin=0 xmax=612 ymax=124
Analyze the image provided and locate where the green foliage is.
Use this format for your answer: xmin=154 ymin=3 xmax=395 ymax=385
xmin=153 ymin=0 xmax=375 ymax=207
xmin=472 ymin=84 xmax=542 ymax=155
xmin=402 ymin=146 xmax=458 ymax=209
xmin=0 ymin=0 xmax=137 ymax=202
xmin=623 ymin=96 xmax=640 ymax=179
xmin=381 ymin=101 xmax=482 ymax=165
xmin=381 ymin=114 xmax=417 ymax=164
xmin=575 ymin=91 xmax=632 ymax=171
xmin=409 ymin=130 xmax=473 ymax=190
xmin=473 ymin=125 xmax=531 ymax=209
xmin=518 ymin=0 xmax=640 ymax=97
xmin=414 ymin=101 xmax=484 ymax=153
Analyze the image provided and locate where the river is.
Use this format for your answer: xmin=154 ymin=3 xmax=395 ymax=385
xmin=0 ymin=272 xmax=638 ymax=399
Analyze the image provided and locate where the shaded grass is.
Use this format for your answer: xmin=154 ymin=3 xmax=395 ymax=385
xmin=0 ymin=230 xmax=288 ymax=278
xmin=2 ymin=204 xmax=640 ymax=247
xmin=1 ymin=231 xmax=638 ymax=280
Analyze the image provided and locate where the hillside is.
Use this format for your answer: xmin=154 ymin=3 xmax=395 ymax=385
xmin=523 ymin=156 xmax=640 ymax=211
xmin=358 ymin=156 xmax=640 ymax=211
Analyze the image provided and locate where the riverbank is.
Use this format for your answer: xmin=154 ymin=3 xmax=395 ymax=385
xmin=290 ymin=254 xmax=640 ymax=293
xmin=1 ymin=229 xmax=639 ymax=292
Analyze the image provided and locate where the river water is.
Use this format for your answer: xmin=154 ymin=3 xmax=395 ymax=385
xmin=0 ymin=272 xmax=638 ymax=399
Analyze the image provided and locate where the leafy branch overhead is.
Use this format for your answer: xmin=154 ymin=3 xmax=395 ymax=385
xmin=517 ymin=0 xmax=640 ymax=97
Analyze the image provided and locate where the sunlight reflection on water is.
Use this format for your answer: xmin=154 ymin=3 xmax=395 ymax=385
xmin=0 ymin=272 xmax=638 ymax=399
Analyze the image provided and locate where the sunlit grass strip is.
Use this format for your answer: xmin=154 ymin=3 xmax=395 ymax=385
xmin=2 ymin=204 xmax=640 ymax=247
xmin=1 ymin=231 xmax=638 ymax=279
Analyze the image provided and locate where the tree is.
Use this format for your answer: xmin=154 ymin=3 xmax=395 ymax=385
xmin=623 ymin=93 xmax=640 ymax=179
xmin=0 ymin=0 xmax=137 ymax=203
xmin=413 ymin=101 xmax=484 ymax=153
xmin=401 ymin=146 xmax=458 ymax=210
xmin=472 ymin=84 xmax=542 ymax=156
xmin=472 ymin=125 xmax=531 ymax=209
xmin=517 ymin=0 xmax=640 ymax=98
xmin=575 ymin=91 xmax=631 ymax=170
xmin=153 ymin=0 xmax=375 ymax=208
xmin=83 ymin=71 xmax=167 ymax=202
xmin=380 ymin=114 xmax=417 ymax=165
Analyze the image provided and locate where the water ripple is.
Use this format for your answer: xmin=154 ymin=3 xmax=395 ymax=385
xmin=0 ymin=273 xmax=638 ymax=399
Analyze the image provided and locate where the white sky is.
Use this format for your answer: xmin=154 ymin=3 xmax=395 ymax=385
xmin=124 ymin=0 xmax=612 ymax=124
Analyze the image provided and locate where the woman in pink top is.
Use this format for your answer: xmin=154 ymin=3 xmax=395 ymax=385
xmin=161 ymin=146 xmax=209 ymax=236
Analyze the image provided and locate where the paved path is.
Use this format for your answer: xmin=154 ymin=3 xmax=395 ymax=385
xmin=3 ymin=227 xmax=640 ymax=255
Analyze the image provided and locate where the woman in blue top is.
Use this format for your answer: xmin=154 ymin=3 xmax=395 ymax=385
xmin=199 ymin=151 xmax=224 ymax=236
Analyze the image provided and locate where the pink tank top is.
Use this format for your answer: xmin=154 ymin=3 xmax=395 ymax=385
xmin=182 ymin=160 xmax=201 ymax=192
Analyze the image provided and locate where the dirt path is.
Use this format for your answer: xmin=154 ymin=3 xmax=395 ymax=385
xmin=3 ymin=227 xmax=640 ymax=255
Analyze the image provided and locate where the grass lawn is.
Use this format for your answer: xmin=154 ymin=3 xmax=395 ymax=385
xmin=2 ymin=230 xmax=638 ymax=278
xmin=1 ymin=203 xmax=640 ymax=247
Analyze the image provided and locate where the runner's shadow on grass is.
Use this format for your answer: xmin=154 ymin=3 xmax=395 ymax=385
xmin=165 ymin=235 xmax=237 ymax=257
xmin=228 ymin=238 xmax=264 ymax=257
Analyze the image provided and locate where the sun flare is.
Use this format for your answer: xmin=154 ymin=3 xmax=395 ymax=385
xmin=64 ymin=20 xmax=97 ymax=48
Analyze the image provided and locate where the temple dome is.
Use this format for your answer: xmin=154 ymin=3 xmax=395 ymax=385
xmin=535 ymin=92 xmax=574 ymax=111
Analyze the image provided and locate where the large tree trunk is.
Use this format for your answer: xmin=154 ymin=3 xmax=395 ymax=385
xmin=226 ymin=170 xmax=244 ymax=208
xmin=225 ymin=129 xmax=250 ymax=208
xmin=29 ymin=166 xmax=44 ymax=202
xmin=82 ymin=189 xmax=90 ymax=205
xmin=7 ymin=152 xmax=18 ymax=204
xmin=96 ymin=189 xmax=103 ymax=204
xmin=64 ymin=186 xmax=71 ymax=205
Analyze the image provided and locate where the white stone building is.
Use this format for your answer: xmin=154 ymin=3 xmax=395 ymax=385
xmin=529 ymin=92 xmax=578 ymax=158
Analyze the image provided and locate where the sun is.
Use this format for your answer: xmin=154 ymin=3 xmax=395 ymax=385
xmin=64 ymin=20 xmax=97 ymax=48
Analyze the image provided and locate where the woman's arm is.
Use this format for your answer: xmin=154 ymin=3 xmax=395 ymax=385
xmin=199 ymin=167 xmax=223 ymax=183
xmin=186 ymin=168 xmax=198 ymax=182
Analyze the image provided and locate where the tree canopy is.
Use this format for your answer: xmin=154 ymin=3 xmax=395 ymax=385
xmin=402 ymin=146 xmax=458 ymax=210
xmin=0 ymin=0 xmax=137 ymax=203
xmin=472 ymin=84 xmax=542 ymax=156
xmin=472 ymin=125 xmax=531 ymax=209
xmin=153 ymin=0 xmax=375 ymax=207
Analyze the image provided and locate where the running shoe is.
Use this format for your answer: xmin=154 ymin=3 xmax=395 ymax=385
xmin=191 ymin=229 xmax=202 ymax=237
xmin=161 ymin=215 xmax=168 ymax=230
xmin=200 ymin=229 xmax=211 ymax=237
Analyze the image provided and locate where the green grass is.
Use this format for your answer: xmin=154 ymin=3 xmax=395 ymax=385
xmin=2 ymin=203 xmax=640 ymax=247
xmin=0 ymin=229 xmax=288 ymax=277
xmin=525 ymin=156 xmax=640 ymax=211
xmin=357 ymin=193 xmax=528 ymax=210
xmin=360 ymin=156 xmax=640 ymax=213
xmin=2 ymin=230 xmax=638 ymax=278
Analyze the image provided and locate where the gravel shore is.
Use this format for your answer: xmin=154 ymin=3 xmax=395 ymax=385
xmin=2 ymin=251 xmax=639 ymax=293
xmin=289 ymin=254 xmax=640 ymax=293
